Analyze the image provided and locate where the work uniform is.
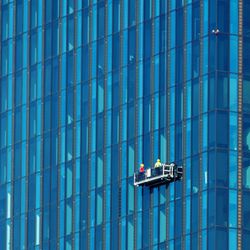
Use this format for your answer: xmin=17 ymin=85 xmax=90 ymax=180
xmin=154 ymin=159 xmax=161 ymax=168
xmin=139 ymin=164 xmax=145 ymax=173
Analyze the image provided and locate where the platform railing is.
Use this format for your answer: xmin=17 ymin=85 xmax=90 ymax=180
xmin=134 ymin=163 xmax=182 ymax=187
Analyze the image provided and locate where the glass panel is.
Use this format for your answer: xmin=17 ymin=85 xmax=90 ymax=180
xmin=229 ymin=190 xmax=237 ymax=228
xmin=2 ymin=6 xmax=8 ymax=41
xmin=16 ymin=0 xmax=23 ymax=34
xmin=216 ymin=189 xmax=228 ymax=227
xmin=217 ymin=73 xmax=228 ymax=109
xmin=216 ymin=112 xmax=228 ymax=148
xmin=229 ymin=229 xmax=237 ymax=250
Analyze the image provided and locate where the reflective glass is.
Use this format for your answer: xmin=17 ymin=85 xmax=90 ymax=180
xmin=0 ymin=1 xmax=246 ymax=249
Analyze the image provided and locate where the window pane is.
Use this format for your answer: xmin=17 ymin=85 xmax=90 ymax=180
xmin=0 ymin=78 xmax=7 ymax=112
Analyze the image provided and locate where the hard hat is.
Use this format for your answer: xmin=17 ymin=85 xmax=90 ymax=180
xmin=157 ymin=159 xmax=160 ymax=162
xmin=140 ymin=163 xmax=144 ymax=166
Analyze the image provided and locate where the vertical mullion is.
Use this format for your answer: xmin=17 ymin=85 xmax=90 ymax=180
xmin=11 ymin=1 xmax=16 ymax=249
xmin=118 ymin=1 xmax=124 ymax=249
xmin=134 ymin=0 xmax=139 ymax=248
xmin=182 ymin=1 xmax=188 ymax=249
xmin=237 ymin=0 xmax=243 ymax=249
xmin=149 ymin=2 xmax=155 ymax=248
xmin=40 ymin=0 xmax=45 ymax=249
xmin=72 ymin=0 xmax=77 ymax=248
xmin=87 ymin=1 xmax=93 ymax=249
xmin=102 ymin=1 xmax=108 ymax=248
xmin=57 ymin=0 xmax=63 ymax=247
xmin=25 ymin=0 xmax=31 ymax=248
xmin=198 ymin=1 xmax=204 ymax=250
xmin=150 ymin=0 xmax=155 ymax=166
xmin=166 ymin=0 xmax=171 ymax=246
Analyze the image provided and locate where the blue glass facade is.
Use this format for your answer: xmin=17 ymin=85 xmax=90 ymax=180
xmin=0 ymin=0 xmax=248 ymax=249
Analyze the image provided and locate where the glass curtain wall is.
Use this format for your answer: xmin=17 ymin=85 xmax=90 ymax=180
xmin=0 ymin=0 xmax=244 ymax=250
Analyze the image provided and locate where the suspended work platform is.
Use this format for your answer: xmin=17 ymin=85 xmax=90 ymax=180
xmin=134 ymin=163 xmax=183 ymax=187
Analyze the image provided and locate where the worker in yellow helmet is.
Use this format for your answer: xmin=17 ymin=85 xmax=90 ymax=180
xmin=154 ymin=159 xmax=161 ymax=168
xmin=139 ymin=163 xmax=145 ymax=173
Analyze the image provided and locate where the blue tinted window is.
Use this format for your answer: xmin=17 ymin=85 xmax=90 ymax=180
xmin=97 ymin=115 xmax=104 ymax=151
xmin=29 ymin=102 xmax=37 ymax=137
xmin=217 ymin=73 xmax=228 ymax=109
xmin=1 ymin=42 xmax=8 ymax=76
xmin=16 ymin=36 xmax=23 ymax=70
xmin=52 ymin=22 xmax=59 ymax=56
xmin=14 ymin=144 xmax=21 ymax=178
xmin=192 ymin=41 xmax=200 ymax=78
xmin=216 ymin=228 xmax=228 ymax=249
xmin=44 ymin=97 xmax=51 ymax=131
xmin=0 ymin=185 xmax=6 ymax=220
xmin=45 ymin=24 xmax=52 ymax=59
xmin=128 ymin=27 xmax=136 ymax=64
xmin=144 ymin=0 xmax=151 ymax=20
xmin=14 ymin=107 xmax=22 ymax=143
xmin=208 ymin=189 xmax=215 ymax=227
xmin=218 ymin=35 xmax=229 ymax=71
xmin=192 ymin=2 xmax=200 ymax=40
xmin=243 ymin=231 xmax=250 ymax=250
xmin=209 ymin=36 xmax=216 ymax=72
xmin=82 ymin=45 xmax=89 ymax=82
xmin=82 ymin=8 xmax=89 ymax=45
xmin=31 ymin=0 xmax=38 ymax=28
xmin=16 ymin=0 xmax=23 ymax=34
xmin=144 ymin=21 xmax=152 ymax=59
xmin=2 ymin=6 xmax=8 ymax=41
xmin=0 ymin=78 xmax=7 ymax=112
xmin=112 ymin=34 xmax=120 ymax=70
xmin=0 ymin=114 xmax=7 ymax=148
xmin=243 ymin=191 xmax=250 ymax=230
xmin=209 ymin=73 xmax=215 ymax=110
xmin=192 ymin=118 xmax=199 ymax=155
xmin=97 ymin=2 xmax=105 ymax=38
xmin=15 ymin=72 xmax=23 ymax=106
xmin=45 ymin=0 xmax=52 ymax=23
xmin=144 ymin=60 xmax=151 ymax=96
xmin=192 ymin=79 xmax=199 ymax=116
xmin=218 ymin=0 xmax=229 ymax=33
xmin=128 ymin=64 xmax=135 ymax=102
xmin=243 ymin=37 xmax=250 ymax=75
xmin=129 ymin=0 xmax=135 ymax=26
xmin=43 ymin=134 xmax=51 ymax=170
xmin=30 ymin=31 xmax=38 ymax=65
xmin=216 ymin=112 xmax=228 ymax=148
xmin=67 ymin=52 xmax=74 ymax=86
xmin=29 ymin=139 xmax=36 ymax=174
xmin=112 ymin=72 xmax=119 ymax=107
xmin=97 ymin=39 xmax=104 ymax=77
xmin=68 ymin=15 xmax=74 ymax=51
xmin=176 ymin=9 xmax=184 ymax=47
xmin=113 ymin=0 xmax=120 ymax=33
xmin=52 ymin=58 xmax=59 ymax=93
xmin=51 ymin=95 xmax=58 ymax=129
xmin=216 ymin=151 xmax=228 ymax=187
xmin=45 ymin=61 xmax=51 ymax=96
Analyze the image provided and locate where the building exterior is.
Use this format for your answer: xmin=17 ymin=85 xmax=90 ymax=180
xmin=0 ymin=0 xmax=250 ymax=249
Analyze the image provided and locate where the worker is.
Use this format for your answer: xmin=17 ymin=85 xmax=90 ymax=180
xmin=154 ymin=159 xmax=161 ymax=168
xmin=139 ymin=163 xmax=145 ymax=173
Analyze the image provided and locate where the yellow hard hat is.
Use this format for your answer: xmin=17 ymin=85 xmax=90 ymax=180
xmin=157 ymin=159 xmax=160 ymax=162
xmin=140 ymin=163 xmax=144 ymax=166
